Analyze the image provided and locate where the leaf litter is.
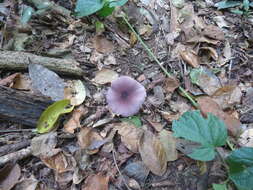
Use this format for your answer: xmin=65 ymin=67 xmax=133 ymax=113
xmin=1 ymin=0 xmax=252 ymax=189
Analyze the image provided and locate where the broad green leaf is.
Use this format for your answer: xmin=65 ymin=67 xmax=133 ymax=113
xmin=214 ymin=1 xmax=241 ymax=10
xmin=97 ymin=4 xmax=115 ymax=17
xmin=121 ymin=116 xmax=142 ymax=128
xmin=243 ymin=0 xmax=249 ymax=11
xmin=172 ymin=110 xmax=227 ymax=161
xmin=37 ymin=99 xmax=74 ymax=134
xmin=108 ymin=0 xmax=128 ymax=7
xmin=226 ymin=147 xmax=253 ymax=190
xmin=21 ymin=6 xmax=34 ymax=24
xmin=75 ymin=0 xmax=104 ymax=17
xmin=230 ymin=9 xmax=244 ymax=15
xmin=212 ymin=183 xmax=227 ymax=190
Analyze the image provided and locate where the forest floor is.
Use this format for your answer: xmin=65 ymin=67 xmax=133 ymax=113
xmin=0 ymin=0 xmax=253 ymax=189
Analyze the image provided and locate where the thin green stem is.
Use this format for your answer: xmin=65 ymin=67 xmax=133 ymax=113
xmin=122 ymin=15 xmax=199 ymax=108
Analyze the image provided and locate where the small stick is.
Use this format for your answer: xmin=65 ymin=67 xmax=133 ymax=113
xmin=122 ymin=15 xmax=199 ymax=108
xmin=0 ymin=147 xmax=32 ymax=166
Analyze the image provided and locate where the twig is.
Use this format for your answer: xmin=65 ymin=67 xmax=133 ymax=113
xmin=0 ymin=140 xmax=30 ymax=156
xmin=122 ymin=15 xmax=199 ymax=108
xmin=0 ymin=147 xmax=32 ymax=166
xmin=112 ymin=147 xmax=131 ymax=190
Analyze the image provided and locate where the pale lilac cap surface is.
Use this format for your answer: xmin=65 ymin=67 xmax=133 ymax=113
xmin=106 ymin=76 xmax=147 ymax=117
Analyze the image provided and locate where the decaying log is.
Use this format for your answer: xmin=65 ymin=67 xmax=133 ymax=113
xmin=0 ymin=86 xmax=52 ymax=127
xmin=0 ymin=50 xmax=83 ymax=76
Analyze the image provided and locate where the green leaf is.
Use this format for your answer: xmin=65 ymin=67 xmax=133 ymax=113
xmin=212 ymin=183 xmax=227 ymax=190
xmin=214 ymin=1 xmax=241 ymax=10
xmin=243 ymin=0 xmax=249 ymax=11
xmin=36 ymin=99 xmax=74 ymax=134
xmin=108 ymin=0 xmax=128 ymax=7
xmin=250 ymin=2 xmax=253 ymax=7
xmin=97 ymin=4 xmax=115 ymax=17
xmin=75 ymin=0 xmax=105 ymax=17
xmin=121 ymin=116 xmax=142 ymax=128
xmin=172 ymin=110 xmax=227 ymax=161
xmin=21 ymin=6 xmax=34 ymax=24
xmin=230 ymin=9 xmax=244 ymax=15
xmin=226 ymin=147 xmax=253 ymax=190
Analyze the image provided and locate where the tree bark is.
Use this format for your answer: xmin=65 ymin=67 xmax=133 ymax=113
xmin=0 ymin=86 xmax=52 ymax=127
xmin=0 ymin=50 xmax=83 ymax=76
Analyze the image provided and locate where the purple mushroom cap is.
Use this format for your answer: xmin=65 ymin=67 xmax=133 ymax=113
xmin=106 ymin=76 xmax=146 ymax=117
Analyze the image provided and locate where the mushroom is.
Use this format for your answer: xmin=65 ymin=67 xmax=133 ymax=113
xmin=106 ymin=76 xmax=146 ymax=117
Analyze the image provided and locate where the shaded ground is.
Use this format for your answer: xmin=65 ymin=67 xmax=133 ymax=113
xmin=0 ymin=0 xmax=253 ymax=189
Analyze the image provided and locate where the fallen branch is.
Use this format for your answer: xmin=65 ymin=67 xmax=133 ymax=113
xmin=0 ymin=86 xmax=52 ymax=127
xmin=0 ymin=147 xmax=32 ymax=166
xmin=0 ymin=51 xmax=83 ymax=76
xmin=0 ymin=140 xmax=30 ymax=157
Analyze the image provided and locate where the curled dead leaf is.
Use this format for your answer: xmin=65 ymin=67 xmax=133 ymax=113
xmin=12 ymin=74 xmax=31 ymax=90
xmin=41 ymin=149 xmax=76 ymax=173
xmin=64 ymin=106 xmax=88 ymax=134
xmin=0 ymin=73 xmax=20 ymax=87
xmin=197 ymin=96 xmax=241 ymax=137
xmin=179 ymin=49 xmax=199 ymax=68
xmin=199 ymin=47 xmax=219 ymax=61
xmin=64 ymin=80 xmax=86 ymax=106
xmin=138 ymin=130 xmax=167 ymax=176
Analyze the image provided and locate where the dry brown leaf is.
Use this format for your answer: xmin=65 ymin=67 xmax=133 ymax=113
xmin=161 ymin=111 xmax=181 ymax=123
xmin=159 ymin=130 xmax=178 ymax=161
xmin=202 ymin=25 xmax=225 ymax=41
xmin=12 ymin=74 xmax=31 ymax=90
xmin=0 ymin=163 xmax=21 ymax=190
xmin=138 ymin=130 xmax=167 ymax=176
xmin=41 ymin=149 xmax=76 ymax=173
xmin=93 ymin=35 xmax=114 ymax=53
xmin=197 ymin=96 xmax=241 ymax=137
xmin=31 ymin=132 xmax=57 ymax=157
xmin=163 ymin=77 xmax=180 ymax=94
xmin=115 ymin=122 xmax=143 ymax=153
xmin=77 ymin=127 xmax=103 ymax=154
xmin=64 ymin=106 xmax=88 ymax=134
xmin=82 ymin=172 xmax=109 ymax=190
xmin=179 ymin=49 xmax=200 ymax=68
xmin=212 ymin=86 xmax=242 ymax=109
xmin=93 ymin=68 xmax=118 ymax=85
xmin=0 ymin=73 xmax=20 ymax=86
xmin=199 ymin=47 xmax=219 ymax=61
xmin=187 ymin=36 xmax=220 ymax=45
